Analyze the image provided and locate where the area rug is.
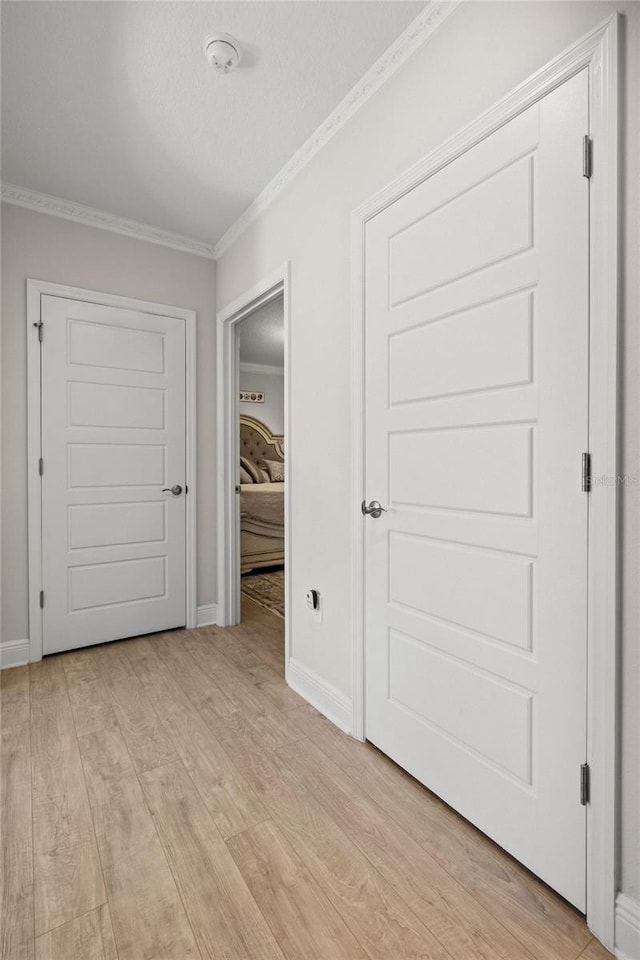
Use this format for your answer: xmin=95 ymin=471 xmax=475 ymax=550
xmin=241 ymin=567 xmax=285 ymax=619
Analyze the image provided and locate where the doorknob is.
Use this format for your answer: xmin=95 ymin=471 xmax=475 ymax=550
xmin=361 ymin=500 xmax=387 ymax=519
xmin=162 ymin=484 xmax=183 ymax=496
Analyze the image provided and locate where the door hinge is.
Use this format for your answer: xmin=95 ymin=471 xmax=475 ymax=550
xmin=33 ymin=321 xmax=44 ymax=342
xmin=582 ymin=452 xmax=592 ymax=493
xmin=38 ymin=457 xmax=44 ymax=476
xmin=39 ymin=590 xmax=44 ymax=609
xmin=580 ymin=763 xmax=590 ymax=805
xmin=582 ymin=135 xmax=592 ymax=179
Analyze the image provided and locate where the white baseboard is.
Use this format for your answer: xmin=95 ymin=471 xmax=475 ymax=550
xmin=0 ymin=639 xmax=30 ymax=670
xmin=0 ymin=609 xmax=218 ymax=668
xmin=616 ymin=893 xmax=640 ymax=960
xmin=196 ymin=603 xmax=218 ymax=627
xmin=286 ymin=658 xmax=352 ymax=733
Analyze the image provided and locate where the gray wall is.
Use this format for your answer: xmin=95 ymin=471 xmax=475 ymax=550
xmin=0 ymin=204 xmax=217 ymax=642
xmin=216 ymin=2 xmax=640 ymax=901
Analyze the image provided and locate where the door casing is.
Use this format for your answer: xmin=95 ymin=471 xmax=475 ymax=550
xmin=350 ymin=15 xmax=619 ymax=949
xmin=27 ymin=280 xmax=198 ymax=662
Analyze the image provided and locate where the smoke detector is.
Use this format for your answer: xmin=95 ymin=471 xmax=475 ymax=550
xmin=204 ymin=33 xmax=242 ymax=74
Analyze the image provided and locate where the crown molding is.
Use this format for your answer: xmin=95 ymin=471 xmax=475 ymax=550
xmin=240 ymin=361 xmax=284 ymax=377
xmin=213 ymin=0 xmax=460 ymax=258
xmin=1 ymin=182 xmax=217 ymax=260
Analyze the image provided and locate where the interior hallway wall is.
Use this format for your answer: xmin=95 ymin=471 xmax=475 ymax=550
xmin=215 ymin=1 xmax=640 ymax=902
xmin=0 ymin=203 xmax=217 ymax=646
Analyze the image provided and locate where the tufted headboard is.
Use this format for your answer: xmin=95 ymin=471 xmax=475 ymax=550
xmin=240 ymin=415 xmax=284 ymax=467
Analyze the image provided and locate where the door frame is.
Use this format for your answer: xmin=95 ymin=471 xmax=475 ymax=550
xmin=350 ymin=15 xmax=619 ymax=949
xmin=215 ymin=262 xmax=291 ymax=659
xmin=26 ymin=279 xmax=198 ymax=662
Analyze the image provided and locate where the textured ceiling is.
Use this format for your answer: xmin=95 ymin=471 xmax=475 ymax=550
xmin=1 ymin=1 xmax=424 ymax=246
xmin=239 ymin=297 xmax=284 ymax=368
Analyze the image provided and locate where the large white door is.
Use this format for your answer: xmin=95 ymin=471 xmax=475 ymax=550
xmin=364 ymin=72 xmax=589 ymax=907
xmin=41 ymin=296 xmax=187 ymax=655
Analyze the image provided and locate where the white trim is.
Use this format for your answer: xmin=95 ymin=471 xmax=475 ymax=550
xmin=196 ymin=604 xmax=218 ymax=628
xmin=26 ymin=279 xmax=198 ymax=661
xmin=212 ymin=1 xmax=460 ymax=258
xmin=616 ymin=894 xmax=640 ymax=960
xmin=286 ymin=659 xmax=352 ymax=734
xmin=0 ymin=640 xmax=30 ymax=670
xmin=239 ymin=362 xmax=284 ymax=377
xmin=216 ymin=264 xmax=292 ymax=680
xmin=185 ymin=314 xmax=198 ymax=631
xmin=2 ymin=183 xmax=216 ymax=260
xmin=350 ymin=14 xmax=619 ymax=949
xmin=584 ymin=15 xmax=620 ymax=948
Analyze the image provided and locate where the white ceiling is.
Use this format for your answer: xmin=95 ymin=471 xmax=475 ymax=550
xmin=239 ymin=297 xmax=284 ymax=368
xmin=1 ymin=1 xmax=424 ymax=247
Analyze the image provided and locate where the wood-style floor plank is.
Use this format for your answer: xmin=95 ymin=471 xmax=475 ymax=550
xmin=293 ymin=710 xmax=592 ymax=960
xmin=79 ymin=723 xmax=200 ymax=960
xmin=182 ymin=632 xmax=302 ymax=749
xmin=578 ymin=938 xmax=615 ymax=959
xmin=88 ymin=642 xmax=178 ymax=774
xmin=139 ymin=761 xmax=286 ymax=960
xmin=62 ymin=649 xmax=117 ymax=738
xmin=210 ymin=623 xmax=284 ymax=676
xmin=30 ymin=657 xmax=106 ymax=937
xmin=2 ymin=597 xmax=601 ymax=960
xmin=204 ymin=625 xmax=304 ymax=712
xmin=228 ymin=818 xmax=370 ymax=960
xmin=1 ymin=668 xmax=34 ymax=960
xmin=153 ymin=632 xmax=239 ymax=724
xmin=278 ymin=736 xmax=536 ymax=960
xmin=1 ymin=664 xmax=31 ymax=727
xmin=34 ymin=904 xmax=118 ymax=960
xmin=219 ymin=731 xmax=452 ymax=960
xmin=124 ymin=636 xmax=270 ymax=839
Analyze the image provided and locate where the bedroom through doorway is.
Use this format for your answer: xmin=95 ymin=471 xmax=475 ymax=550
xmin=236 ymin=295 xmax=286 ymax=627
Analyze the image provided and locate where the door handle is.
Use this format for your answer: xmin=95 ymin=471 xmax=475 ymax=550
xmin=162 ymin=484 xmax=183 ymax=496
xmin=361 ymin=500 xmax=387 ymax=519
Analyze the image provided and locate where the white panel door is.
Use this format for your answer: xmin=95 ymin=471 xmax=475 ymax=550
xmin=41 ymin=296 xmax=187 ymax=655
xmin=364 ymin=72 xmax=589 ymax=908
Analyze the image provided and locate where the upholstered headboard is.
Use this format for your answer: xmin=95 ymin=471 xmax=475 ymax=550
xmin=240 ymin=415 xmax=284 ymax=466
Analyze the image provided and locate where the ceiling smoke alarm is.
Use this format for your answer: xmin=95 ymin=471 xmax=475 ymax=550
xmin=204 ymin=33 xmax=242 ymax=74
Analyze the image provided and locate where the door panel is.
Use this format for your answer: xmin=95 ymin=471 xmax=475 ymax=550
xmin=364 ymin=72 xmax=589 ymax=908
xmin=41 ymin=296 xmax=187 ymax=655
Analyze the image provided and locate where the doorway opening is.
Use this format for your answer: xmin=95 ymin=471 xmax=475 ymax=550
xmin=237 ymin=297 xmax=285 ymax=623
xmin=216 ymin=264 xmax=291 ymax=667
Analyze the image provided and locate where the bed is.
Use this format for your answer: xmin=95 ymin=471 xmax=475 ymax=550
xmin=239 ymin=415 xmax=285 ymax=573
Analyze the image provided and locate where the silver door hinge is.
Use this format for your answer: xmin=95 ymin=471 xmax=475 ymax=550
xmin=582 ymin=452 xmax=592 ymax=493
xmin=580 ymin=763 xmax=590 ymax=805
xmin=38 ymin=457 xmax=44 ymax=476
xmin=39 ymin=590 xmax=44 ymax=609
xmin=33 ymin=321 xmax=44 ymax=342
xmin=582 ymin=135 xmax=592 ymax=179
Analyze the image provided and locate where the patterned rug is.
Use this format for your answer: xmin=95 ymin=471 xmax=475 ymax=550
xmin=241 ymin=568 xmax=285 ymax=619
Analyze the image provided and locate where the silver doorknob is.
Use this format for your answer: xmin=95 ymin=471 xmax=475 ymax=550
xmin=361 ymin=499 xmax=387 ymax=519
xmin=162 ymin=484 xmax=183 ymax=496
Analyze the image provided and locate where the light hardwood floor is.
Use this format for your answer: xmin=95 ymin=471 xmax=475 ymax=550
xmin=1 ymin=598 xmax=613 ymax=960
